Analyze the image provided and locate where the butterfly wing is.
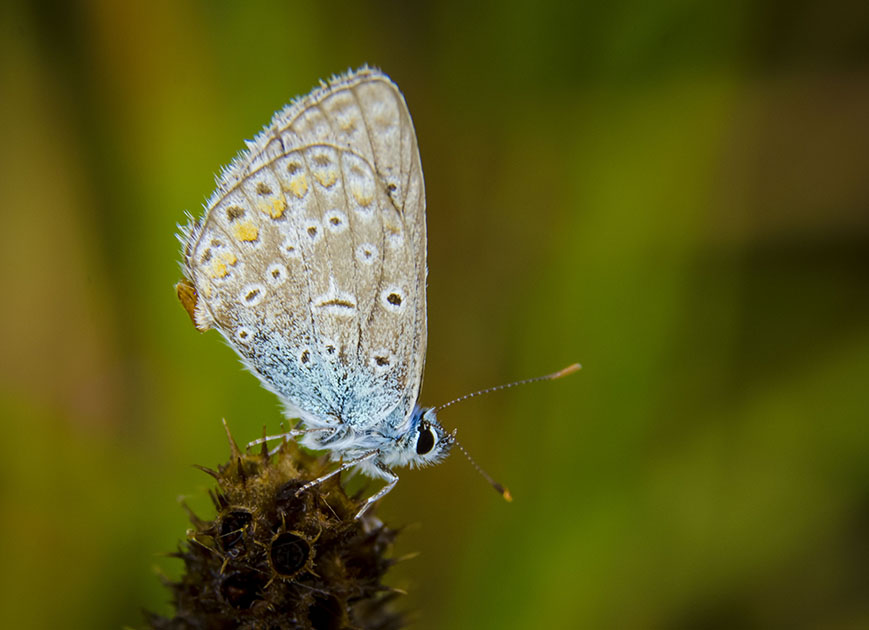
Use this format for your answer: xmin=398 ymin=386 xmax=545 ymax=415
xmin=181 ymin=68 xmax=427 ymax=430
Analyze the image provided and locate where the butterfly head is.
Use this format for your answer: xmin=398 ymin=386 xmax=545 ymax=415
xmin=386 ymin=407 xmax=454 ymax=469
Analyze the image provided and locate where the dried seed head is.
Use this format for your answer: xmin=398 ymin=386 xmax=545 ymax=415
xmin=146 ymin=425 xmax=404 ymax=630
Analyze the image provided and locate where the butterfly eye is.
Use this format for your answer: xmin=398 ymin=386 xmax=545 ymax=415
xmin=416 ymin=424 xmax=435 ymax=455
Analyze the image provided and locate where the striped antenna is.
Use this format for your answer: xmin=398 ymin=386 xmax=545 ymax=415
xmin=435 ymin=363 xmax=581 ymax=414
xmin=438 ymin=362 xmax=581 ymax=501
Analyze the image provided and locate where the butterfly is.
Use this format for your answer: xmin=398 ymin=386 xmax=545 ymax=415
xmin=177 ymin=67 xmax=579 ymax=516
xmin=176 ymin=67 xmax=456 ymax=517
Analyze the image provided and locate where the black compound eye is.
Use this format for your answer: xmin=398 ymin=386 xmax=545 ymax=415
xmin=416 ymin=425 xmax=435 ymax=455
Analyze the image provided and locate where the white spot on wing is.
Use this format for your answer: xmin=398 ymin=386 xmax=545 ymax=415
xmin=281 ymin=236 xmax=301 ymax=259
xmin=303 ymin=218 xmax=323 ymax=244
xmin=379 ymin=286 xmax=405 ymax=313
xmin=235 ymin=326 xmax=253 ymax=344
xmin=355 ymin=243 xmax=378 ymax=265
xmin=386 ymin=230 xmax=404 ymax=250
xmin=314 ymin=277 xmax=358 ymax=317
xmin=369 ymin=349 xmax=393 ymax=373
xmin=240 ymin=283 xmax=266 ymax=307
xmin=266 ymin=262 xmax=288 ymax=287
xmin=324 ymin=209 xmax=349 ymax=234
xmin=319 ymin=337 xmax=339 ymax=361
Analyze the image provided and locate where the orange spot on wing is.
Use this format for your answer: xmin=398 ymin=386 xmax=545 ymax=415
xmin=314 ymin=170 xmax=337 ymax=187
xmin=233 ymin=221 xmax=259 ymax=242
xmin=289 ymin=175 xmax=308 ymax=198
xmin=259 ymin=197 xmax=286 ymax=219
xmin=352 ymin=188 xmax=374 ymax=207
xmin=209 ymin=260 xmax=228 ymax=278
xmin=176 ymin=279 xmax=210 ymax=331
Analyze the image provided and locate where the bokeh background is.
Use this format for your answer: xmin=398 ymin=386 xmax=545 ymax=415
xmin=2 ymin=1 xmax=868 ymax=628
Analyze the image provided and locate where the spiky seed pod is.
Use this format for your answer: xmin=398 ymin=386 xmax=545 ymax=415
xmin=146 ymin=422 xmax=404 ymax=630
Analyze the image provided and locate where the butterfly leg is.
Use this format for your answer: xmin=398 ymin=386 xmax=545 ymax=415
xmin=247 ymin=425 xmax=332 ymax=454
xmin=355 ymin=464 xmax=399 ymax=519
xmin=295 ymin=450 xmax=379 ymax=497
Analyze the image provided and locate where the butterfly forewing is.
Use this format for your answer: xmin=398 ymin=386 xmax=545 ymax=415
xmin=183 ymin=68 xmax=427 ymax=431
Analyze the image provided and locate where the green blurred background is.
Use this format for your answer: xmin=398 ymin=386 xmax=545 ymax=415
xmin=2 ymin=1 xmax=868 ymax=628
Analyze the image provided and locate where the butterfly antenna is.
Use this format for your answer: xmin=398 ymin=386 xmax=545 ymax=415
xmin=453 ymin=435 xmax=513 ymax=502
xmin=435 ymin=363 xmax=581 ymax=414
xmin=439 ymin=362 xmax=581 ymax=502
